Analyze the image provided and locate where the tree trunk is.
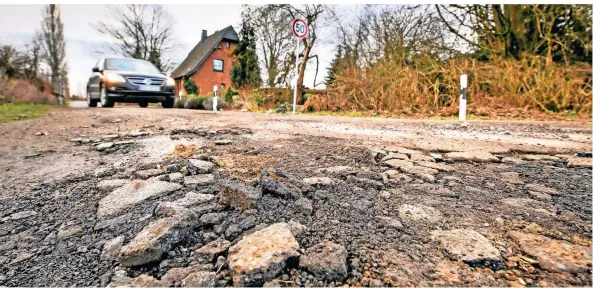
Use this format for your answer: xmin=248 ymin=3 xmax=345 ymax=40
xmin=296 ymin=39 xmax=313 ymax=104
xmin=267 ymin=56 xmax=278 ymax=88
xmin=492 ymin=4 xmax=508 ymax=56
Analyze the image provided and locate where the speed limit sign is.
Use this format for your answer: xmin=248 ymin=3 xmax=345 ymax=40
xmin=290 ymin=18 xmax=308 ymax=114
xmin=291 ymin=18 xmax=308 ymax=39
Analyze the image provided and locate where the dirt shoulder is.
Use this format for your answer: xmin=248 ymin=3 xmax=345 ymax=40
xmin=1 ymin=105 xmax=590 ymax=151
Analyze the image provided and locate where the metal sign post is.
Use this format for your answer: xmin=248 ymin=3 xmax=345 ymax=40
xmin=213 ymin=85 xmax=218 ymax=112
xmin=292 ymin=39 xmax=299 ymax=115
xmin=459 ymin=74 xmax=467 ymax=121
xmin=291 ymin=18 xmax=308 ymax=115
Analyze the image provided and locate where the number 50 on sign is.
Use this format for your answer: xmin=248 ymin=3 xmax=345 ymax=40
xmin=292 ymin=19 xmax=308 ymax=39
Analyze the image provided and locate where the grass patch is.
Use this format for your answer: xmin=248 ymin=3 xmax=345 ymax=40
xmin=0 ymin=103 xmax=53 ymax=123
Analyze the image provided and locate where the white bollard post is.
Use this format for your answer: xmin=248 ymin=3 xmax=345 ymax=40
xmin=213 ymin=85 xmax=218 ymax=112
xmin=459 ymin=74 xmax=467 ymax=121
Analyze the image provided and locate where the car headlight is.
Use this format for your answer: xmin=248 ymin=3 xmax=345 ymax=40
xmin=105 ymin=74 xmax=126 ymax=83
xmin=166 ymin=77 xmax=175 ymax=86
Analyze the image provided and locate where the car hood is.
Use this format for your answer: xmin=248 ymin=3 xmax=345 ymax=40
xmin=105 ymin=70 xmax=168 ymax=79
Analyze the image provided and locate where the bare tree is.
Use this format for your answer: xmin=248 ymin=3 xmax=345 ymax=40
xmin=250 ymin=5 xmax=295 ymax=88
xmin=41 ymin=4 xmax=68 ymax=94
xmin=20 ymin=32 xmax=43 ymax=81
xmin=94 ymin=5 xmax=177 ymax=71
xmin=330 ymin=5 xmax=372 ymax=67
xmin=0 ymin=33 xmax=45 ymax=90
xmin=272 ymin=4 xmax=327 ymax=103
xmin=332 ymin=5 xmax=455 ymax=68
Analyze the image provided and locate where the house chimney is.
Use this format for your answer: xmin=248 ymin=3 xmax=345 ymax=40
xmin=201 ymin=30 xmax=207 ymax=42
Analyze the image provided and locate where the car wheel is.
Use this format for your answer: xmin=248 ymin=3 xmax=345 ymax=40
xmin=87 ymin=90 xmax=97 ymax=107
xmin=100 ymin=85 xmax=114 ymax=108
xmin=138 ymin=102 xmax=148 ymax=108
xmin=162 ymin=97 xmax=174 ymax=108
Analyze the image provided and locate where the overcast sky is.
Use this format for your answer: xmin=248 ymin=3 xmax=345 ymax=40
xmin=0 ymin=4 xmax=332 ymax=95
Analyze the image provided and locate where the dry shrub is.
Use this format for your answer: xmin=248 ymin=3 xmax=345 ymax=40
xmin=176 ymin=97 xmax=187 ymax=108
xmin=259 ymin=88 xmax=292 ymax=104
xmin=301 ymin=94 xmax=330 ymax=112
xmin=236 ymin=89 xmax=259 ymax=111
xmin=233 ymin=88 xmax=294 ymax=111
xmin=0 ymin=77 xmax=56 ymax=105
xmin=170 ymin=144 xmax=199 ymax=158
xmin=328 ymin=55 xmax=592 ymax=116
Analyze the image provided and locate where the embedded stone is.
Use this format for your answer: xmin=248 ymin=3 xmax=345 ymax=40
xmin=135 ymin=169 xmax=164 ymax=180
xmin=430 ymin=229 xmax=502 ymax=268
xmin=184 ymin=174 xmax=215 ymax=186
xmin=509 ymin=231 xmax=591 ymax=273
xmin=194 ymin=239 xmax=232 ymax=264
xmin=501 ymin=157 xmax=525 ymax=165
xmin=97 ymin=179 xmax=131 ymax=192
xmin=315 ymin=166 xmax=357 ymax=176
xmin=525 ymin=183 xmax=559 ymax=195
xmin=219 ymin=180 xmax=261 ymax=211
xmin=182 ymin=271 xmax=217 ymax=287
xmin=384 ymin=159 xmax=414 ymax=169
xmin=444 ymin=151 xmax=499 ymax=162
xmin=97 ymin=180 xmax=182 ymax=219
xmin=119 ymin=215 xmax=194 ymax=267
xmin=398 ymin=204 xmax=441 ymax=224
xmin=410 ymin=153 xmax=436 ymax=162
xmin=294 ymin=198 xmax=313 ymax=215
xmin=188 ymin=159 xmax=214 ymax=174
xmin=101 ymin=236 xmax=125 ymax=261
xmin=400 ymin=165 xmax=439 ymax=175
xmin=567 ymin=157 xmax=592 ymax=168
xmin=382 ymin=153 xmax=408 ymax=161
xmin=302 ymin=177 xmax=334 ymax=186
xmin=521 ymin=154 xmax=560 ymax=161
xmin=260 ymin=168 xmax=304 ymax=199
xmin=300 ymin=241 xmax=348 ymax=281
xmin=415 ymin=161 xmax=455 ymax=172
xmin=227 ymin=223 xmax=299 ymax=286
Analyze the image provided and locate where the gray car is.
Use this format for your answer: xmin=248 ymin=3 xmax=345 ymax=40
xmin=86 ymin=57 xmax=176 ymax=108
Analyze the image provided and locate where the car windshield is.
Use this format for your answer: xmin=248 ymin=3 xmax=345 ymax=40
xmin=104 ymin=58 xmax=161 ymax=74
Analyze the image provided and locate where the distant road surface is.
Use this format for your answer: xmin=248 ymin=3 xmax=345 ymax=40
xmin=68 ymin=100 xmax=88 ymax=109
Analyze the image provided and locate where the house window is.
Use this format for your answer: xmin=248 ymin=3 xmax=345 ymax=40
xmin=213 ymin=59 xmax=224 ymax=72
xmin=226 ymin=42 xmax=230 ymax=49
xmin=221 ymin=83 xmax=225 ymax=89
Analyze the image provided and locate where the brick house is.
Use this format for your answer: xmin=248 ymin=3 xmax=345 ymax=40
xmin=171 ymin=26 xmax=239 ymax=96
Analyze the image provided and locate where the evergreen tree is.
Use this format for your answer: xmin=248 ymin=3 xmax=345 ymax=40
xmin=183 ymin=76 xmax=197 ymax=95
xmin=231 ymin=8 xmax=262 ymax=88
xmin=324 ymin=45 xmax=343 ymax=87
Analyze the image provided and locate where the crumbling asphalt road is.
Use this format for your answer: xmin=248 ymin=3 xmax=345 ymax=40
xmin=0 ymin=104 xmax=591 ymax=287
